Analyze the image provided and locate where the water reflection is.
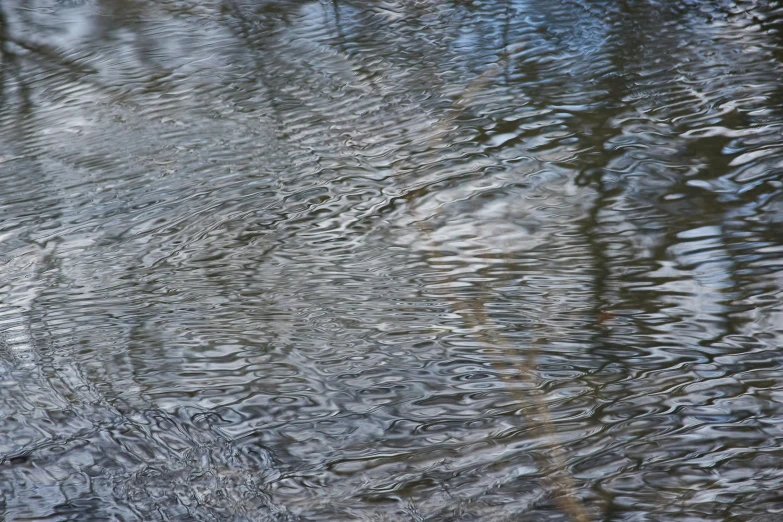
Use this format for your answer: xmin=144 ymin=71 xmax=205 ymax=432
xmin=2 ymin=0 xmax=783 ymax=520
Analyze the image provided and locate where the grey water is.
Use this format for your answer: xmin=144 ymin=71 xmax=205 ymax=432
xmin=2 ymin=0 xmax=783 ymax=520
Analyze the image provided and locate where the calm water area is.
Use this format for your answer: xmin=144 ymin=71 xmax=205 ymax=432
xmin=2 ymin=1 xmax=783 ymax=520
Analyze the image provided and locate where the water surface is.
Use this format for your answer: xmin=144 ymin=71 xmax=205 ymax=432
xmin=2 ymin=1 xmax=783 ymax=520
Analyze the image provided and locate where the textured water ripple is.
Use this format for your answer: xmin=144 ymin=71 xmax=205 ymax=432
xmin=2 ymin=0 xmax=783 ymax=520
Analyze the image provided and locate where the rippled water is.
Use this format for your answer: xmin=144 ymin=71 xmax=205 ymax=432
xmin=2 ymin=0 xmax=783 ymax=520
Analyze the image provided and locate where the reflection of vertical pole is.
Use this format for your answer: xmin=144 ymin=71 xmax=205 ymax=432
xmin=331 ymin=0 xmax=346 ymax=54
xmin=502 ymin=0 xmax=511 ymax=83
xmin=583 ymin=169 xmax=609 ymax=328
xmin=332 ymin=0 xmax=341 ymax=29
xmin=0 ymin=2 xmax=11 ymax=103
xmin=0 ymin=2 xmax=32 ymax=141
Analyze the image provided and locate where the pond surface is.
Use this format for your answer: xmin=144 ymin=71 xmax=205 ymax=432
xmin=2 ymin=0 xmax=783 ymax=520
